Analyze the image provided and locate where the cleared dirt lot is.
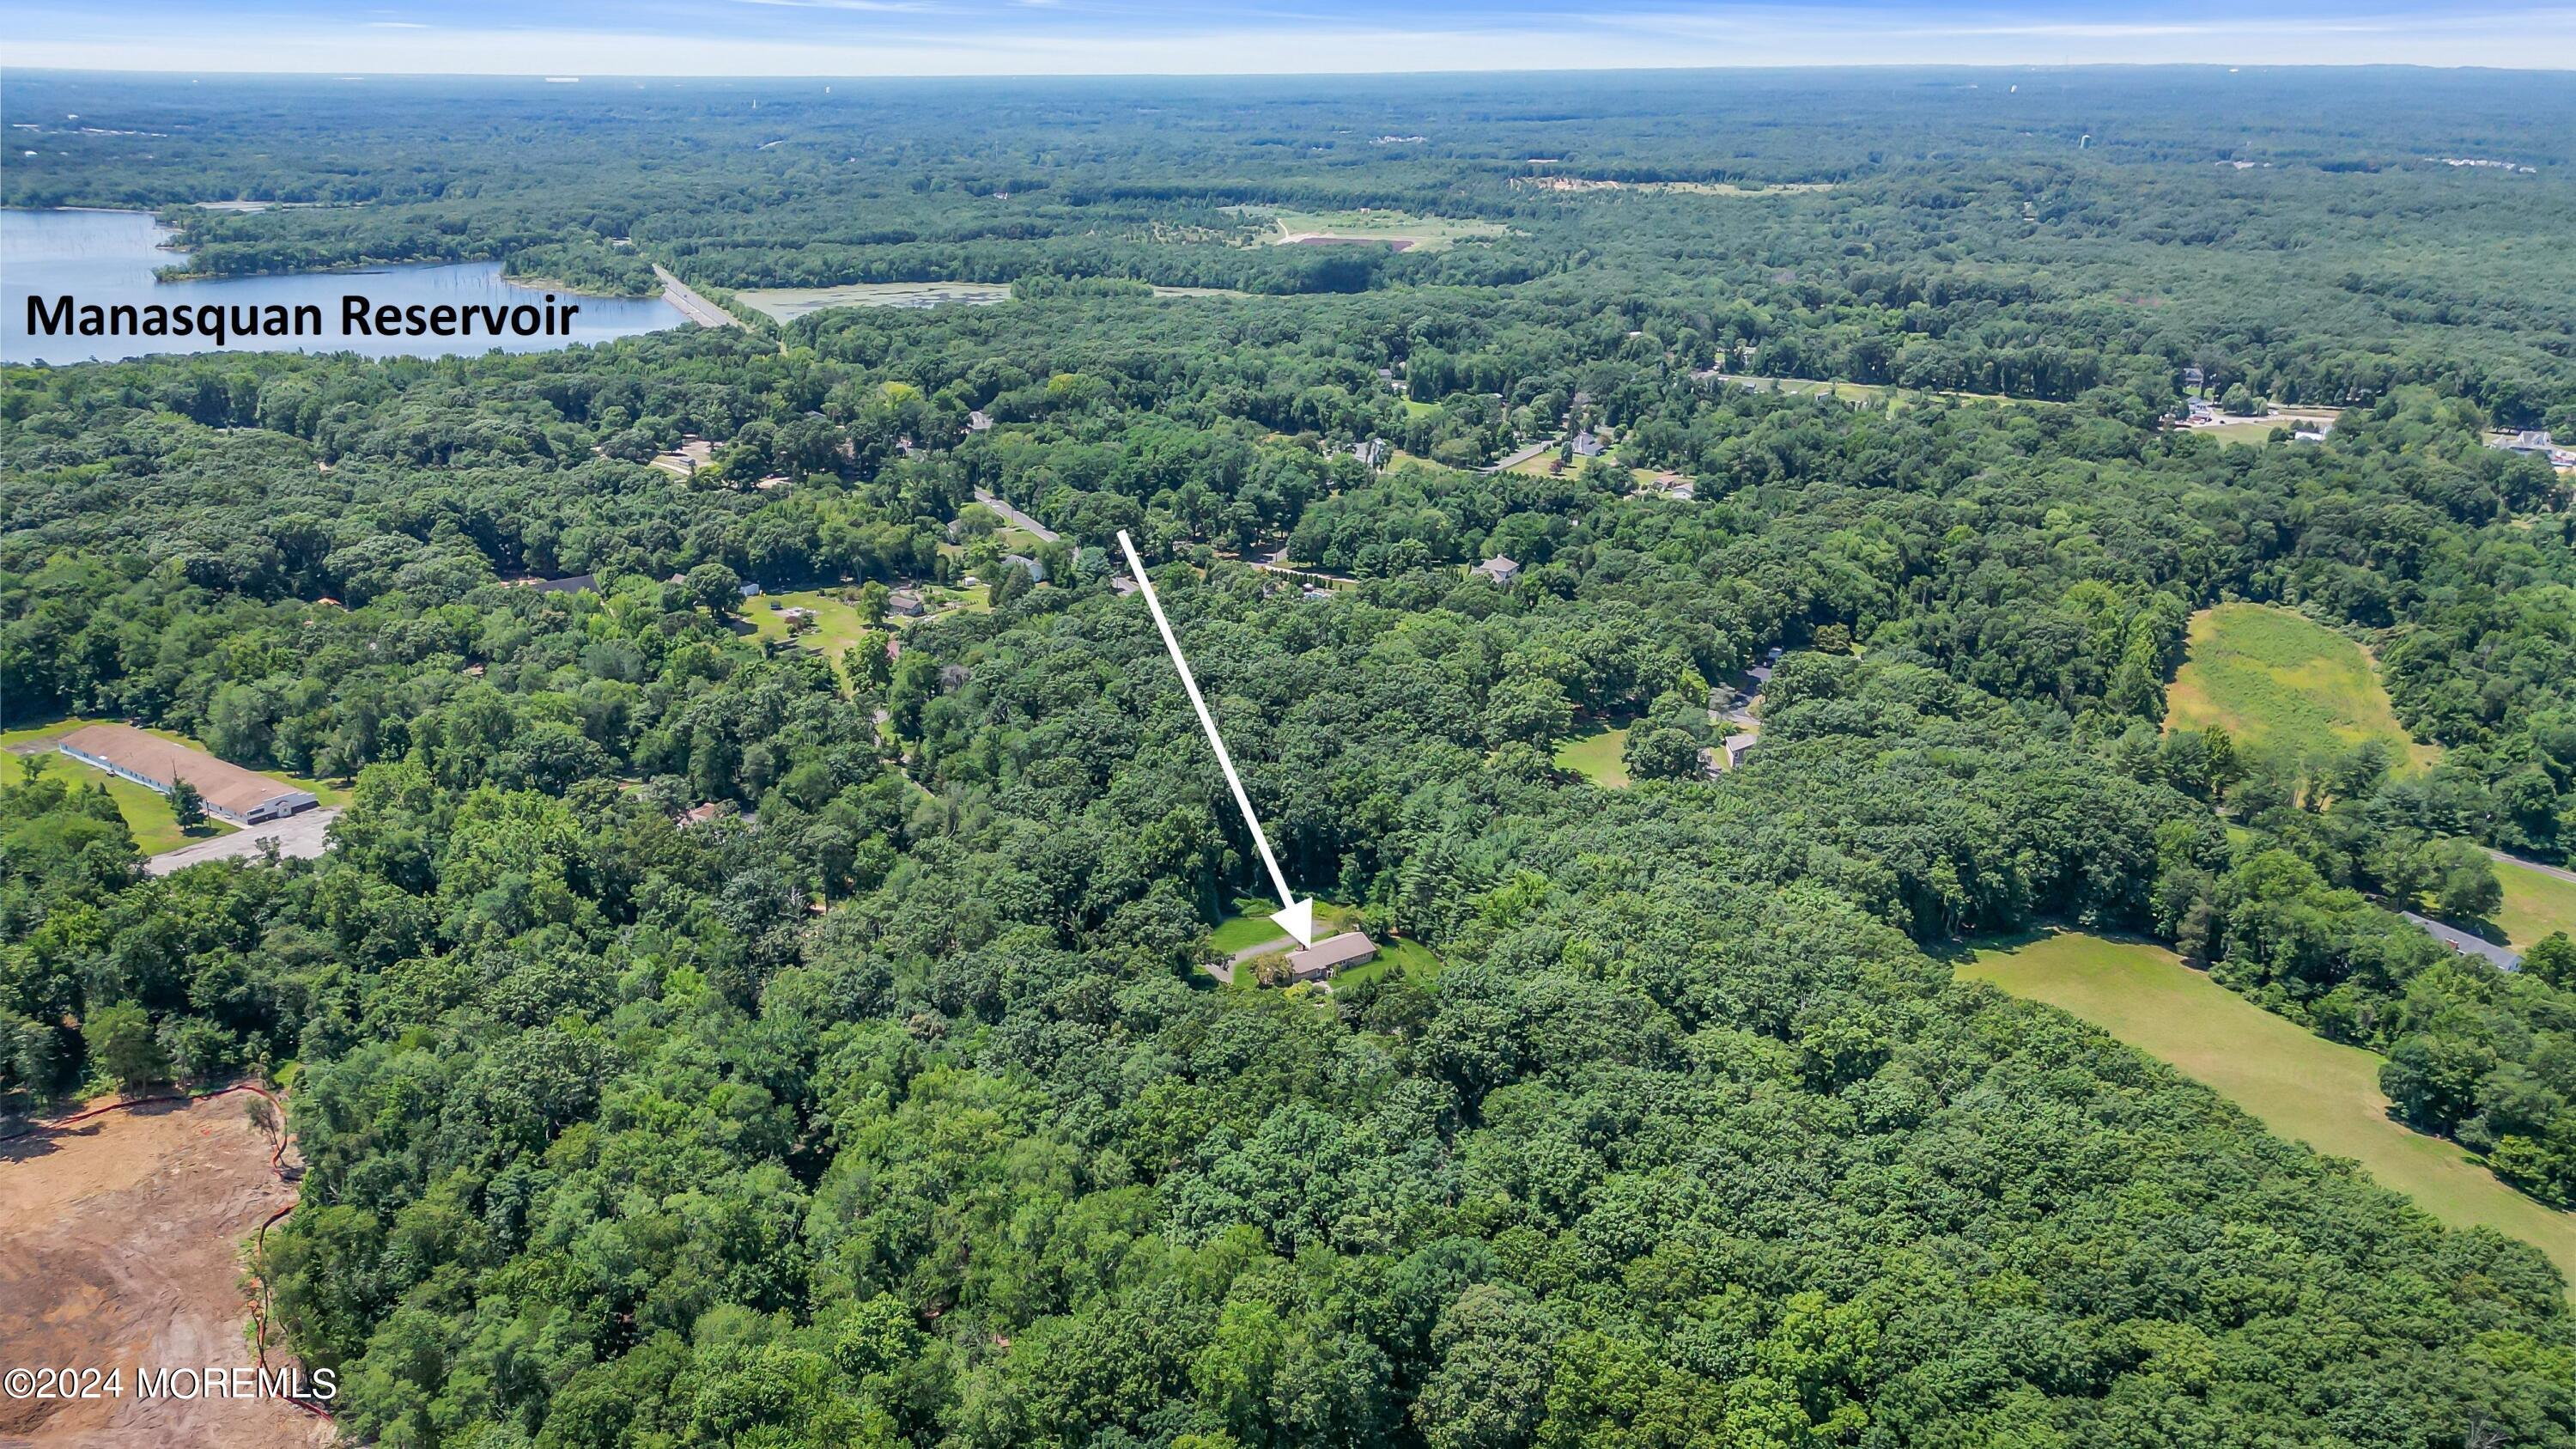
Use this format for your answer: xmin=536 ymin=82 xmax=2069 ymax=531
xmin=0 ymin=1094 xmax=329 ymax=1448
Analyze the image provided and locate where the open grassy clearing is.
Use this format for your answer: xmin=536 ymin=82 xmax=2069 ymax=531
xmin=1553 ymin=725 xmax=1631 ymax=787
xmin=1208 ymin=896 xmax=1340 ymax=955
xmin=744 ymin=588 xmax=881 ymax=685
xmin=1961 ymin=930 xmax=2576 ymax=1285
xmin=2494 ymin=854 xmax=2576 ymax=950
xmin=734 ymin=282 xmax=1012 ymax=320
xmin=1332 ymin=934 xmax=1443 ymax=988
xmin=735 ymin=280 xmax=1244 ymax=321
xmin=1516 ymin=176 xmax=1835 ymax=197
xmin=1209 ymin=895 xmax=1362 ymax=955
xmin=1228 ymin=205 xmax=1507 ymax=253
xmin=2165 ymin=603 xmax=2439 ymax=770
xmin=2187 ymin=419 xmax=2294 ymax=447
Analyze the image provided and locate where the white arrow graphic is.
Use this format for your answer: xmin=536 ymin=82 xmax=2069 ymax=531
xmin=1117 ymin=530 xmax=1317 ymax=948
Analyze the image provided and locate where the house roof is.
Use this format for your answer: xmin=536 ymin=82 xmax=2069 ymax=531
xmin=1287 ymin=931 xmax=1379 ymax=977
xmin=58 ymin=723 xmax=311 ymax=819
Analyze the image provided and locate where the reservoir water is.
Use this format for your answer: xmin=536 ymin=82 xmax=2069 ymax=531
xmin=3 ymin=209 xmax=684 ymax=364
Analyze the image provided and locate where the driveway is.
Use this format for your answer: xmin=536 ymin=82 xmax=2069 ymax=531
xmin=972 ymin=488 xmax=1060 ymax=544
xmin=2402 ymin=910 xmax=2522 ymax=971
xmin=145 ymin=807 xmax=339 ymax=876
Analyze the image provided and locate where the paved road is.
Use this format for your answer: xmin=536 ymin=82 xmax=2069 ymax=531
xmin=653 ymin=265 xmax=741 ymax=329
xmin=145 ymin=807 xmax=339 ymax=877
xmin=2403 ymin=910 xmax=2522 ymax=971
xmin=2488 ymin=848 xmax=2576 ymax=888
xmin=972 ymin=488 xmax=1060 ymax=543
xmin=1480 ymin=440 xmax=1558 ymax=474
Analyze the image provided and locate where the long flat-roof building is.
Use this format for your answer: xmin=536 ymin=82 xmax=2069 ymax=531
xmin=1286 ymin=931 xmax=1379 ymax=983
xmin=58 ymin=723 xmax=318 ymax=825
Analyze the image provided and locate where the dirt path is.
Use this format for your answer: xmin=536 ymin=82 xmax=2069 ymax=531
xmin=0 ymin=1095 xmax=330 ymax=1448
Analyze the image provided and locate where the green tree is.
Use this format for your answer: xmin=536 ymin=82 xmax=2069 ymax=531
xmin=82 ymin=1003 xmax=170 ymax=1092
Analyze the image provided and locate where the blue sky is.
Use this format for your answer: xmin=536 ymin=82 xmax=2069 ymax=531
xmin=7 ymin=1 xmax=2572 ymax=73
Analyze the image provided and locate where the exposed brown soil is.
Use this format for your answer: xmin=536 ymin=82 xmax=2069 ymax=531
xmin=0 ymin=1094 xmax=330 ymax=1448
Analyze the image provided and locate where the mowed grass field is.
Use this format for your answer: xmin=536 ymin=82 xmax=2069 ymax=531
xmin=1246 ymin=207 xmax=1507 ymax=253
xmin=745 ymin=589 xmax=879 ymax=684
xmin=1553 ymin=725 xmax=1631 ymax=787
xmin=733 ymin=282 xmax=1011 ymax=320
xmin=1963 ymin=931 xmax=2576 ymax=1284
xmin=2493 ymin=854 xmax=2576 ymax=950
xmin=2165 ymin=603 xmax=2439 ymax=770
xmin=1332 ymin=935 xmax=1442 ymax=988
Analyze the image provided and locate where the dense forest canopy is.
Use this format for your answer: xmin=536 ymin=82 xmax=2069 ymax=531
xmin=5 ymin=64 xmax=2576 ymax=1449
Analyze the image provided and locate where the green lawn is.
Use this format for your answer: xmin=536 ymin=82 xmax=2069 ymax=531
xmin=746 ymin=588 xmax=884 ymax=687
xmin=1962 ymin=931 xmax=2576 ymax=1285
xmin=1553 ymin=726 xmax=1631 ymax=788
xmin=1209 ymin=896 xmax=1362 ymax=954
xmin=2190 ymin=419 xmax=2290 ymax=447
xmin=2165 ymin=603 xmax=2439 ymax=772
xmin=1206 ymin=896 xmax=1440 ymax=989
xmin=732 ymin=281 xmax=1012 ymax=321
xmin=1248 ymin=207 xmax=1509 ymax=253
xmin=1333 ymin=934 xmax=1443 ymax=988
xmin=2493 ymin=855 xmax=2576 ymax=951
xmin=50 ymin=756 xmax=236 ymax=855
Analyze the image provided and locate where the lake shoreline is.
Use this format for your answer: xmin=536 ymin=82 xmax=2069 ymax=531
xmin=6 ymin=209 xmax=686 ymax=364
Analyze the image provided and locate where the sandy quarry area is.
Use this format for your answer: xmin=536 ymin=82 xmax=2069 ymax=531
xmin=0 ymin=1093 xmax=330 ymax=1448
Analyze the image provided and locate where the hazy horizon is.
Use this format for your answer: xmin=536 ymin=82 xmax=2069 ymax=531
xmin=7 ymin=1 xmax=2573 ymax=76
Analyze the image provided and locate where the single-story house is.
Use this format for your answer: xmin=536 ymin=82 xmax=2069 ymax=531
xmin=530 ymin=574 xmax=597 ymax=595
xmin=1286 ymin=931 xmax=1379 ymax=983
xmin=1474 ymin=555 xmax=1522 ymax=585
xmin=1722 ymin=732 xmax=1759 ymax=768
xmin=58 ymin=723 xmax=318 ymax=825
xmin=1001 ymin=553 xmax=1047 ymax=581
xmin=887 ymin=588 xmax=928 ymax=617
